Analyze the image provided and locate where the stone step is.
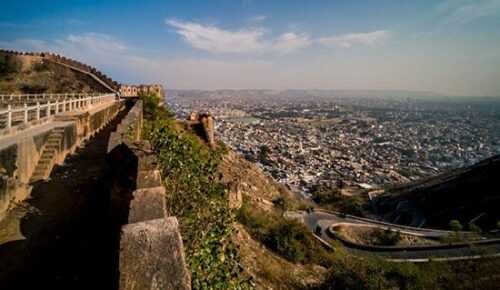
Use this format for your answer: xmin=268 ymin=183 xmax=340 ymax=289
xmin=36 ymin=163 xmax=50 ymax=171
xmin=43 ymin=147 xmax=58 ymax=153
xmin=31 ymin=170 xmax=46 ymax=178
xmin=30 ymin=175 xmax=45 ymax=183
xmin=47 ymin=138 xmax=62 ymax=143
xmin=39 ymin=151 xmax=56 ymax=160
xmin=48 ymin=136 xmax=63 ymax=141
xmin=38 ymin=159 xmax=52 ymax=165
xmin=45 ymin=145 xmax=59 ymax=150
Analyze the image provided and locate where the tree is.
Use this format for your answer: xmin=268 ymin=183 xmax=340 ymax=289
xmin=139 ymin=91 xmax=174 ymax=120
xmin=449 ymin=220 xmax=463 ymax=232
xmin=258 ymin=145 xmax=270 ymax=163
xmin=468 ymin=223 xmax=481 ymax=234
xmin=375 ymin=228 xmax=401 ymax=246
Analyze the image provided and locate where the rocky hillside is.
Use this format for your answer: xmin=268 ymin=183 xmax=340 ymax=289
xmin=0 ymin=52 xmax=109 ymax=94
xmin=218 ymin=151 xmax=325 ymax=289
xmin=375 ymin=154 xmax=500 ymax=230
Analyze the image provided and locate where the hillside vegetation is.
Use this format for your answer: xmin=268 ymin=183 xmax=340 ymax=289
xmin=142 ymin=92 xmax=500 ymax=290
xmin=0 ymin=52 xmax=109 ymax=94
xmin=141 ymin=92 xmax=253 ymax=289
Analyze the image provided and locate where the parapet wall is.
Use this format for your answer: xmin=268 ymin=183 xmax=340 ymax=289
xmin=107 ymin=100 xmax=143 ymax=151
xmin=0 ymin=100 xmax=124 ymax=220
xmin=0 ymin=49 xmax=120 ymax=92
xmin=107 ymin=101 xmax=191 ymax=290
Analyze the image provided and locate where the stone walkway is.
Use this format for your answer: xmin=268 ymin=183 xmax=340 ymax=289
xmin=0 ymin=106 xmax=129 ymax=289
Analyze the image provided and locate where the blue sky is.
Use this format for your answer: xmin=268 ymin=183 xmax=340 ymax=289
xmin=1 ymin=0 xmax=500 ymax=96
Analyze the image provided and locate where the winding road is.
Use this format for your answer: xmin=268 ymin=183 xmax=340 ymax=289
xmin=286 ymin=210 xmax=500 ymax=262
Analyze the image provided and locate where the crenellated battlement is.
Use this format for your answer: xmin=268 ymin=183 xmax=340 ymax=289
xmin=0 ymin=49 xmax=120 ymax=92
xmin=120 ymin=84 xmax=165 ymax=99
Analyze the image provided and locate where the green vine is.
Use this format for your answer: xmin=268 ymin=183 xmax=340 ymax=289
xmin=144 ymin=117 xmax=254 ymax=290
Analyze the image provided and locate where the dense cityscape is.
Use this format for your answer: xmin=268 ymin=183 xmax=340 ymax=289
xmin=170 ymin=90 xmax=500 ymax=196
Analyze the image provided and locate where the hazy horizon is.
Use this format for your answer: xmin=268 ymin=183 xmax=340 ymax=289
xmin=2 ymin=0 xmax=500 ymax=96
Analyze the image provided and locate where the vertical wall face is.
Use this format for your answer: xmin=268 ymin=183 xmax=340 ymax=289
xmin=0 ymin=127 xmax=58 ymax=219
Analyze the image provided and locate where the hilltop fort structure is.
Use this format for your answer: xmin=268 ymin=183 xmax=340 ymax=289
xmin=120 ymin=84 xmax=164 ymax=98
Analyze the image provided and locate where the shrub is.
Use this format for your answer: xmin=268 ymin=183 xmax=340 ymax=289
xmin=237 ymin=201 xmax=335 ymax=266
xmin=0 ymin=55 xmax=6 ymax=74
xmin=310 ymin=184 xmax=365 ymax=216
xmin=2 ymin=55 xmax=22 ymax=74
xmin=311 ymin=255 xmax=436 ymax=290
xmin=19 ymin=82 xmax=48 ymax=94
xmin=139 ymin=91 xmax=174 ymax=120
xmin=373 ymin=228 xmax=401 ymax=246
xmin=32 ymin=61 xmax=49 ymax=72
xmin=449 ymin=220 xmax=463 ymax=232
xmin=468 ymin=223 xmax=481 ymax=234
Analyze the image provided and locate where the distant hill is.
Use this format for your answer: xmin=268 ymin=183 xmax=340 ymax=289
xmin=375 ymin=154 xmax=500 ymax=230
xmin=169 ymin=89 xmax=443 ymax=99
xmin=0 ymin=52 xmax=110 ymax=94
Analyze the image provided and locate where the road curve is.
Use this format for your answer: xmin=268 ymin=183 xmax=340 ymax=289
xmin=286 ymin=210 xmax=500 ymax=262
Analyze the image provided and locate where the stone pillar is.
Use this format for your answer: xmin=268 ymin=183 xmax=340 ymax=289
xmin=200 ymin=113 xmax=215 ymax=149
xmin=189 ymin=112 xmax=198 ymax=122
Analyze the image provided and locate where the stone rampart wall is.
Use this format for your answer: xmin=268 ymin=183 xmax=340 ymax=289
xmin=0 ymin=49 xmax=120 ymax=92
xmin=107 ymin=100 xmax=190 ymax=290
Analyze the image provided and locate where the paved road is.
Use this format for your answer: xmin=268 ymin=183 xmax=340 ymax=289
xmin=287 ymin=210 xmax=500 ymax=262
xmin=300 ymin=210 xmax=452 ymax=238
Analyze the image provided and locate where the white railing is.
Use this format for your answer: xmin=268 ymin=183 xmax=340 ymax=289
xmin=0 ymin=93 xmax=104 ymax=103
xmin=0 ymin=93 xmax=116 ymax=129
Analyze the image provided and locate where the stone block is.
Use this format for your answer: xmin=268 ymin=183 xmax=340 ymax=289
xmin=128 ymin=186 xmax=167 ymax=224
xmin=119 ymin=218 xmax=191 ymax=290
xmin=136 ymin=169 xmax=163 ymax=189
xmin=136 ymin=151 xmax=158 ymax=171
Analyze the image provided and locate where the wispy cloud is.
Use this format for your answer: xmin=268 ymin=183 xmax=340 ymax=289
xmin=166 ymin=19 xmax=266 ymax=53
xmin=437 ymin=0 xmax=500 ymax=24
xmin=272 ymin=32 xmax=311 ymax=54
xmin=58 ymin=33 xmax=127 ymax=52
xmin=166 ymin=19 xmax=311 ymax=54
xmin=0 ymin=32 xmax=131 ymax=72
xmin=318 ymin=30 xmax=391 ymax=48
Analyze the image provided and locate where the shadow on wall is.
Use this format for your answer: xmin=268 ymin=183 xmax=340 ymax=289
xmin=107 ymin=143 xmax=138 ymax=289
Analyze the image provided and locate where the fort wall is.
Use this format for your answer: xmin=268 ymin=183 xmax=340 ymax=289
xmin=0 ymin=49 xmax=120 ymax=92
xmin=107 ymin=100 xmax=190 ymax=289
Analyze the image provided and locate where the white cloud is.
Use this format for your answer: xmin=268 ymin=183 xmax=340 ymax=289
xmin=437 ymin=0 xmax=500 ymax=24
xmin=318 ymin=30 xmax=391 ymax=48
xmin=57 ymin=33 xmax=127 ymax=52
xmin=1 ymin=33 xmax=127 ymax=55
xmin=166 ymin=19 xmax=311 ymax=54
xmin=272 ymin=32 xmax=311 ymax=54
xmin=0 ymin=33 xmax=134 ymax=81
xmin=166 ymin=19 xmax=266 ymax=53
